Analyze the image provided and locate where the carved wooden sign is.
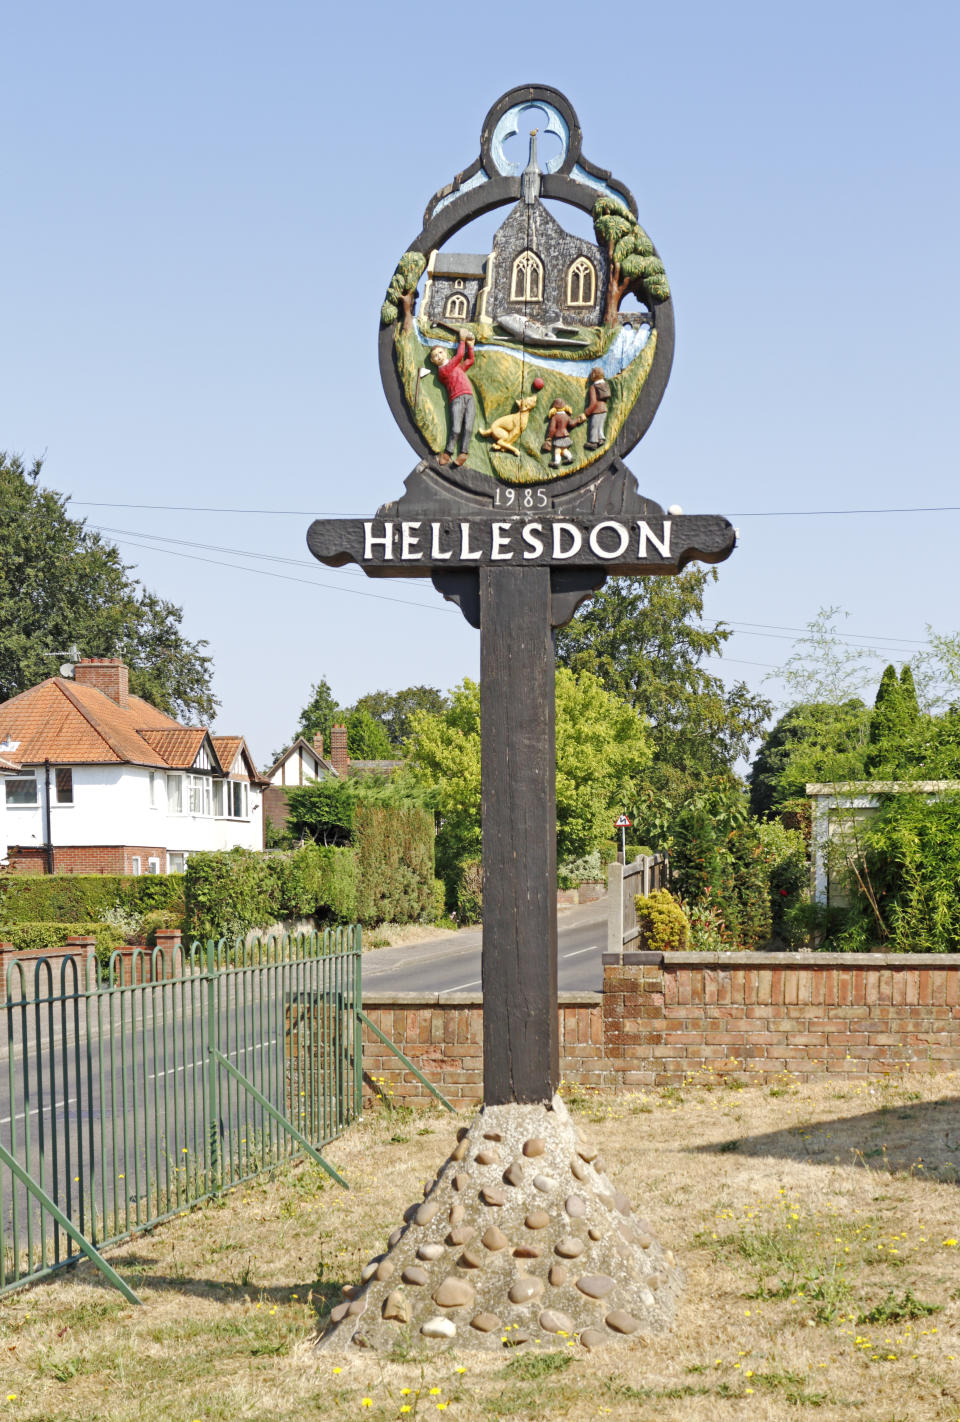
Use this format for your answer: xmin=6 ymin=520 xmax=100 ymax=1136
xmin=307 ymin=84 xmax=734 ymax=1105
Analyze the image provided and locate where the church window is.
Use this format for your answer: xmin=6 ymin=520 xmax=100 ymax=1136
xmin=511 ymin=250 xmax=543 ymax=302
xmin=445 ymin=292 xmax=469 ymax=320
xmin=566 ymin=257 xmax=596 ymax=307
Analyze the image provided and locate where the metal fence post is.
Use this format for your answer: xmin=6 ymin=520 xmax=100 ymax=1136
xmin=204 ymin=940 xmax=221 ymax=1190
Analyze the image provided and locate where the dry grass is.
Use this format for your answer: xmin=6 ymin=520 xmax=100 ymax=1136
xmin=364 ymin=922 xmax=461 ymax=951
xmin=1 ymin=1069 xmax=959 ymax=1420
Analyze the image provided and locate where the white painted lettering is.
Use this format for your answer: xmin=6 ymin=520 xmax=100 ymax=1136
xmin=430 ymin=522 xmax=453 ymax=560
xmin=521 ymin=522 xmax=544 ymax=559
xmin=400 ymin=521 xmax=423 ymax=560
xmin=459 ymin=522 xmax=483 ymax=560
xmin=363 ymin=521 xmax=394 ymax=559
xmin=490 ymin=521 xmax=515 ymax=560
xmin=637 ymin=519 xmax=672 ymax=559
xmin=552 ymin=522 xmax=582 ymax=559
xmin=588 ymin=520 xmax=629 ymax=559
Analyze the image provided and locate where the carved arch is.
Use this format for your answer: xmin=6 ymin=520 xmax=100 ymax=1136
xmin=566 ymin=256 xmax=596 ymax=307
xmin=510 ymin=249 xmax=543 ymax=302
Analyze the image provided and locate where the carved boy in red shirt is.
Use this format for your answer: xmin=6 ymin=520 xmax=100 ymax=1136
xmin=430 ymin=331 xmax=476 ymax=467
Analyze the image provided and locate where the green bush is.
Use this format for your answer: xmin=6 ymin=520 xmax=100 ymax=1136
xmin=634 ymin=889 xmax=689 ymax=951
xmin=426 ymin=877 xmax=448 ymax=924
xmin=139 ymin=908 xmax=182 ymax=947
xmin=354 ymin=804 xmax=435 ymax=926
xmin=184 ymin=849 xmax=280 ymax=940
xmin=0 ymin=921 xmax=125 ymax=958
xmin=756 ymin=819 xmax=809 ymax=946
xmin=0 ymin=874 xmax=184 ymax=925
xmin=861 ymin=792 xmax=960 ymax=952
xmin=456 ymin=858 xmax=483 ymax=925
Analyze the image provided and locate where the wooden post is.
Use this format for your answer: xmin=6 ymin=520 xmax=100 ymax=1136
xmin=479 ymin=565 xmax=558 ymax=1105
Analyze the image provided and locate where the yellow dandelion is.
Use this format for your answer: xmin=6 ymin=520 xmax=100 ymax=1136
xmin=333 ymin=1367 xmax=342 ymax=1374
xmin=429 ymin=1387 xmax=441 ymax=1395
xmin=455 ymin=1366 xmax=465 ymax=1374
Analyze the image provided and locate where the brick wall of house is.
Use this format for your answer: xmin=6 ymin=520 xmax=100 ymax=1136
xmin=360 ymin=951 xmax=960 ymax=1106
xmin=37 ymin=845 xmax=169 ymax=874
xmin=263 ymin=784 xmax=290 ymax=834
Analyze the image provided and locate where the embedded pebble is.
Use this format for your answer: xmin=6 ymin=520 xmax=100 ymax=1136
xmin=470 ymin=1311 xmax=501 ymax=1332
xmin=330 ymin=1300 xmax=350 ymax=1324
xmin=618 ymin=1221 xmax=637 ymax=1245
xmin=522 ymin=1137 xmax=546 ymax=1157
xmin=637 ymin=1233 xmax=653 ymax=1249
xmin=502 ymin=1162 xmax=524 ymax=1187
xmin=570 ymin=1158 xmax=588 ymax=1181
xmin=525 ymin=1210 xmax=550 ymax=1230
xmin=347 ymin=1296 xmax=366 ymax=1316
xmin=375 ymin=1259 xmax=394 ymax=1281
xmin=588 ymin=1227 xmax=602 ymax=1241
xmin=418 ymin=1243 xmax=445 ymax=1261
xmin=549 ymin=1264 xmax=569 ymax=1286
xmin=401 ymin=1266 xmax=428 ymax=1286
xmin=388 ymin=1227 xmax=403 ymax=1249
xmin=382 ymin=1290 xmax=408 ymax=1323
xmin=555 ymin=1236 xmax=585 ymax=1258
xmin=579 ymin=1328 xmax=606 ymax=1351
xmin=639 ymin=1286 xmax=655 ymax=1308
xmin=565 ymin=1195 xmax=587 ymax=1218
xmin=452 ymin=1139 xmax=469 ymax=1161
xmin=480 ymin=1186 xmax=505 ymax=1206
xmin=433 ymin=1277 xmax=475 ymax=1309
xmin=664 ymin=1249 xmax=676 ymax=1267
xmin=459 ymin=1245 xmax=485 ymax=1269
xmin=533 ymin=1174 xmax=558 ymax=1192
xmin=502 ymin=1329 xmax=531 ymax=1347
xmin=452 ymin=1172 xmax=471 ymax=1192
xmin=648 ymin=1273 xmax=662 ymax=1291
xmin=597 ymin=1191 xmax=615 ymax=1210
xmin=342 ymin=1284 xmax=361 ymax=1299
xmin=421 ymin=1316 xmax=456 ymax=1338
xmin=482 ymin=1226 xmax=509 ymax=1251
xmin=415 ymin=1200 xmax=439 ymax=1226
xmin=508 ymin=1276 xmax=544 ymax=1304
xmin=475 ymin=1149 xmax=499 ymax=1166
xmin=449 ymin=1204 xmax=465 ymax=1226
xmin=483 ymin=1130 xmax=503 ymax=1142
xmin=613 ymin=1190 xmax=632 ymax=1215
xmin=351 ymin=1330 xmax=370 ymax=1348
xmin=539 ymin=1308 xmax=575 ymax=1334
xmin=513 ymin=1244 xmax=541 ymax=1258
xmin=576 ymin=1144 xmax=599 ymax=1163
xmin=576 ymin=1274 xmax=615 ymax=1298
xmin=594 ymin=1156 xmax=606 ymax=1173
xmin=605 ymin=1309 xmax=640 ymax=1334
xmin=361 ymin=1260 xmax=381 ymax=1282
xmin=447 ymin=1225 xmax=475 ymax=1246
xmin=456 ymin=1126 xmax=469 ymax=1141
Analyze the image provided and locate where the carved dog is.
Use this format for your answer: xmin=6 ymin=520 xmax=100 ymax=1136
xmin=479 ymin=394 xmax=539 ymax=455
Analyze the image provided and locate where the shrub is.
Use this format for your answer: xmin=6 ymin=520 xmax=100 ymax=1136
xmin=0 ymin=874 xmax=185 ymax=925
xmin=634 ymin=889 xmax=689 ymax=951
xmin=757 ymin=819 xmax=808 ymax=946
xmin=0 ymin=921 xmax=125 ymax=959
xmin=184 ymin=849 xmax=280 ymax=940
xmin=426 ymin=877 xmax=448 ymax=924
xmin=457 ymin=858 xmax=483 ymax=924
xmin=139 ymin=908 xmax=182 ymax=947
xmin=354 ymin=804 xmax=435 ymax=926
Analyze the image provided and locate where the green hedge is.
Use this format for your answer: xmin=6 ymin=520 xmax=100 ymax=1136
xmin=0 ymin=874 xmax=185 ymax=925
xmin=354 ymin=803 xmax=435 ymax=926
xmin=0 ymin=921 xmax=125 ymax=957
xmin=183 ymin=844 xmax=359 ymax=941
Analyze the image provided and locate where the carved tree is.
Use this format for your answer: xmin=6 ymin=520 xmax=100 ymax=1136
xmin=593 ymin=198 xmax=671 ymax=326
xmin=381 ymin=251 xmax=427 ymax=333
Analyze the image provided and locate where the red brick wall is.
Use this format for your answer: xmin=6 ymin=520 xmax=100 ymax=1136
xmin=11 ymin=845 xmax=168 ymax=874
xmin=72 ymin=657 xmax=129 ymax=706
xmin=360 ymin=950 xmax=960 ymax=1105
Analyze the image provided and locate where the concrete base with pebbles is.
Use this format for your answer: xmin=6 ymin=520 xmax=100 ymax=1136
xmin=316 ymin=1096 xmax=683 ymax=1353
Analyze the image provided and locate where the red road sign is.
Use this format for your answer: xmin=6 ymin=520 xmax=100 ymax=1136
xmin=614 ymin=814 xmax=631 ymax=828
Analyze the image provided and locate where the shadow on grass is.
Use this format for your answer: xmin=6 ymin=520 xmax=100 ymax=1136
xmin=694 ymin=1096 xmax=960 ymax=1181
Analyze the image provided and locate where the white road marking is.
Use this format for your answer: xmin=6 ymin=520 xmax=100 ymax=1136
xmin=562 ymin=945 xmax=598 ymax=958
xmin=444 ymin=979 xmax=482 ymax=992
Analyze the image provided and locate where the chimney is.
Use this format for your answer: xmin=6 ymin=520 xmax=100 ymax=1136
xmin=312 ymin=733 xmax=324 ymax=759
xmin=72 ymin=657 xmax=129 ymax=707
xmin=329 ymin=724 xmax=349 ymax=778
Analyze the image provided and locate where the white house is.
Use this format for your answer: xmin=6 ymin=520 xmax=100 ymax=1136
xmin=0 ymin=658 xmax=265 ymax=875
xmin=0 ymin=747 xmax=21 ymax=867
xmin=807 ymin=780 xmax=960 ymax=905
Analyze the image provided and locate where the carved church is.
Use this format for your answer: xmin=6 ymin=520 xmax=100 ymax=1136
xmin=421 ymin=134 xmax=609 ymax=332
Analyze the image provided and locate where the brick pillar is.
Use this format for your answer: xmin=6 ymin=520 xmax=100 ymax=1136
xmin=155 ymin=928 xmax=183 ymax=979
xmin=65 ymin=936 xmax=99 ymax=989
xmin=329 ymin=724 xmax=349 ymax=777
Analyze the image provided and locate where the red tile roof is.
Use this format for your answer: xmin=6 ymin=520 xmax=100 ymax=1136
xmin=0 ymin=675 xmax=248 ymax=775
xmin=0 ymin=751 xmax=21 ymax=773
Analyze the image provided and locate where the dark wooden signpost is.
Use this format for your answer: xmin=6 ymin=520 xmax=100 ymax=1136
xmin=313 ymin=85 xmax=734 ymax=1352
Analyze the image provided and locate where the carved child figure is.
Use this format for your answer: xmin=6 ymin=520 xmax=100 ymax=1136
xmin=541 ymin=398 xmax=583 ymax=468
xmin=430 ymin=330 xmax=476 ymax=467
xmin=583 ymin=367 xmax=611 ymax=450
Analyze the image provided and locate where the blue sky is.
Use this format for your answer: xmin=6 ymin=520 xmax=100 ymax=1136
xmin=3 ymin=1 xmax=959 ymax=765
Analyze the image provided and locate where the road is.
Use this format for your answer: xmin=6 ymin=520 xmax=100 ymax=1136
xmin=362 ymin=896 xmax=608 ymax=995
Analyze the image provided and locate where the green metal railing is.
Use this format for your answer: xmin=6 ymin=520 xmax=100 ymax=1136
xmin=0 ymin=927 xmax=362 ymax=1298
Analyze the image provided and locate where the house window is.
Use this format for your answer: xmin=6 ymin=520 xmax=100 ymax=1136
xmin=167 ymin=852 xmax=186 ymax=873
xmin=187 ymin=774 xmax=212 ymax=817
xmin=213 ymin=779 xmax=225 ymax=817
xmin=149 ymin=771 xmax=160 ymax=807
xmin=147 ymin=857 xmax=161 ymax=875
xmin=230 ymin=782 xmax=249 ymax=819
xmin=166 ymin=774 xmax=183 ymax=814
xmin=566 ymin=257 xmax=596 ymax=307
xmin=5 ymin=776 xmax=37 ymax=806
xmin=444 ymin=292 xmax=469 ymax=320
xmin=131 ymin=856 xmax=142 ymax=876
xmin=54 ymin=768 xmax=74 ymax=804
xmin=511 ymin=250 xmax=543 ymax=302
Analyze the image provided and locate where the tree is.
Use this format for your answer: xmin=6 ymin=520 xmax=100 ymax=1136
xmin=407 ymin=670 xmax=650 ymax=893
xmin=289 ymin=678 xmax=340 ymax=755
xmin=865 ymin=664 xmax=921 ymax=772
xmin=0 ymin=452 xmax=216 ymax=721
xmin=352 ymin=686 xmax=448 ymax=750
xmin=748 ymin=699 xmax=870 ymax=817
xmin=381 ymin=251 xmax=427 ymax=333
xmin=344 ymin=707 xmax=394 ymax=760
xmin=592 ymin=198 xmax=670 ymax=325
xmin=555 ymin=569 xmax=770 ymax=790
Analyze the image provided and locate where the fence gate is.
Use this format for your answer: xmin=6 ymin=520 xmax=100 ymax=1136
xmin=0 ymin=928 xmax=362 ymax=1300
xmin=607 ymin=853 xmax=670 ymax=954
